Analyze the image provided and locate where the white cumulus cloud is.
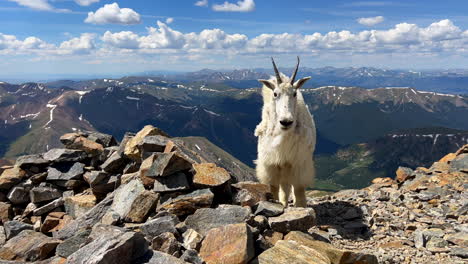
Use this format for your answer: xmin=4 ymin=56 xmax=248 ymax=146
xmin=102 ymin=31 xmax=140 ymax=49
xmin=195 ymin=0 xmax=208 ymax=7
xmin=166 ymin=17 xmax=174 ymax=24
xmin=212 ymin=0 xmax=255 ymax=12
xmin=6 ymin=0 xmax=69 ymax=12
xmin=85 ymin=2 xmax=141 ymax=25
xmin=357 ymin=16 xmax=385 ymax=26
xmin=74 ymin=0 xmax=99 ymax=6
xmin=58 ymin=33 xmax=96 ymax=54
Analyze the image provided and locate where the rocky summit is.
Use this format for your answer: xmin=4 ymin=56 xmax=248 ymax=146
xmin=0 ymin=125 xmax=466 ymax=264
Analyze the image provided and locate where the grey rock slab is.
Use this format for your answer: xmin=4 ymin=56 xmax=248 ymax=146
xmin=140 ymin=215 xmax=180 ymax=239
xmin=101 ymin=151 xmax=128 ymax=173
xmin=46 ymin=162 xmax=85 ymax=181
xmin=0 ymin=230 xmax=61 ymax=262
xmin=66 ymin=230 xmax=148 ymax=264
xmin=33 ymin=198 xmax=64 ymax=216
xmin=16 ymin=154 xmax=50 ymax=169
xmin=56 ymin=229 xmax=91 ymax=258
xmin=268 ymin=207 xmax=317 ymax=233
xmin=43 ymin=148 xmax=87 ymax=163
xmin=254 ymin=201 xmax=284 ymax=217
xmin=86 ymin=131 xmax=118 ymax=147
xmin=3 ymin=220 xmax=33 ymax=239
xmin=180 ymin=249 xmax=204 ymax=264
xmin=138 ymin=135 xmax=168 ymax=153
xmin=7 ymin=186 xmax=30 ymax=204
xmin=146 ymin=152 xmax=192 ymax=178
xmin=153 ymin=172 xmax=190 ymax=193
xmin=184 ymin=204 xmax=251 ymax=236
xmin=29 ymin=186 xmax=62 ymax=203
xmin=110 ymin=178 xmax=146 ymax=220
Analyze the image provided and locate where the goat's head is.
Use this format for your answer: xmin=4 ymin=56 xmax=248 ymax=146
xmin=259 ymin=57 xmax=311 ymax=131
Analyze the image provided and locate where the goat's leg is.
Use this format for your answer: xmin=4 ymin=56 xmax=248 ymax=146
xmin=293 ymin=185 xmax=307 ymax=207
xmin=270 ymin=185 xmax=279 ymax=201
xmin=279 ymin=183 xmax=291 ymax=207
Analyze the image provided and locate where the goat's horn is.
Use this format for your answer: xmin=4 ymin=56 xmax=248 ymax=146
xmin=271 ymin=57 xmax=282 ymax=84
xmin=290 ymin=56 xmax=300 ymax=85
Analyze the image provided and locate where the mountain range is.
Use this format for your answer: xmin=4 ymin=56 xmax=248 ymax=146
xmin=1 ymin=70 xmax=468 ymax=189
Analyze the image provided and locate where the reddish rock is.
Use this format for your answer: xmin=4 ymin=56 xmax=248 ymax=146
xmin=0 ymin=230 xmax=61 ymax=261
xmin=395 ymin=167 xmax=414 ymax=183
xmin=0 ymin=202 xmax=12 ymax=224
xmin=193 ymin=163 xmax=230 ymax=187
xmin=125 ymin=125 xmax=169 ymax=161
xmin=199 ymin=223 xmax=254 ymax=264
xmin=0 ymin=166 xmax=26 ymax=190
xmin=232 ymin=181 xmax=271 ymax=207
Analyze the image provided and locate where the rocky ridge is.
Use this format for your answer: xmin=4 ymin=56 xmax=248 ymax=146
xmin=0 ymin=125 xmax=466 ymax=263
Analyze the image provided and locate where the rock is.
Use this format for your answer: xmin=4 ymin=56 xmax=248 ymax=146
xmin=0 ymin=202 xmax=12 ymax=224
xmin=84 ymin=170 xmax=108 ymax=186
xmin=111 ymin=179 xmax=157 ymax=222
xmin=55 ymin=192 xmax=114 ymax=240
xmin=46 ymin=162 xmax=86 ymax=181
xmin=185 ymin=205 xmax=251 ymax=236
xmin=7 ymin=186 xmax=30 ymax=205
xmin=30 ymin=172 xmax=47 ymax=184
xmin=285 ymin=231 xmax=378 ymax=264
xmin=199 ymin=223 xmax=254 ymax=264
xmin=66 ymin=229 xmax=148 ymax=264
xmin=140 ymin=215 xmax=180 ymax=239
xmin=180 ymin=249 xmax=204 ymax=264
xmin=182 ymin=229 xmax=204 ymax=251
xmin=0 ymin=230 xmax=61 ymax=261
xmin=268 ymin=207 xmax=316 ymax=233
xmin=232 ymin=181 xmax=271 ymax=207
xmin=153 ymin=172 xmax=191 ymax=192
xmin=101 ymin=151 xmax=128 ymax=173
xmin=16 ymin=154 xmax=49 ymax=171
xmin=258 ymin=239 xmax=330 ymax=264
xmin=139 ymin=154 xmax=158 ymax=187
xmin=451 ymin=153 xmax=468 ymax=172
xmin=0 ymin=226 xmax=5 ymax=246
xmin=64 ymin=195 xmax=96 ymax=218
xmin=30 ymin=185 xmax=62 ymax=203
xmin=446 ymin=232 xmax=468 ymax=247
xmin=40 ymin=213 xmax=61 ymax=233
xmin=64 ymin=135 xmax=104 ymax=156
xmin=0 ymin=167 xmax=26 ymax=190
xmin=59 ymin=133 xmax=80 ymax=146
xmin=396 ymin=166 xmax=414 ymax=183
xmin=151 ymin=232 xmax=181 ymax=257
xmin=158 ymin=189 xmax=214 ymax=216
xmin=125 ymin=125 xmax=169 ymax=161
xmin=192 ymin=163 xmax=230 ymax=187
xmin=86 ymin=131 xmax=118 ymax=148
xmin=426 ymin=237 xmax=449 ymax=251
xmin=138 ymin=135 xmax=169 ymax=154
xmin=126 ymin=190 xmax=158 ymax=223
xmin=135 ymin=250 xmax=189 ymax=264
xmin=56 ymin=229 xmax=91 ymax=258
xmin=257 ymin=230 xmax=283 ymax=250
xmin=254 ymin=201 xmax=284 ymax=217
xmin=3 ymin=220 xmax=33 ymax=239
xmin=33 ymin=197 xmax=64 ymax=216
xmin=146 ymin=152 xmax=192 ymax=178
xmin=450 ymin=247 xmax=468 ymax=258
xmin=43 ymin=148 xmax=87 ymax=163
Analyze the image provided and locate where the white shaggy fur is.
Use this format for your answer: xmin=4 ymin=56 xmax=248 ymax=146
xmin=255 ymin=70 xmax=316 ymax=207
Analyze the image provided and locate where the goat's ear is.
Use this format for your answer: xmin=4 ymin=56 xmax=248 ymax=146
xmin=294 ymin=77 xmax=311 ymax=89
xmin=258 ymin=79 xmax=275 ymax=90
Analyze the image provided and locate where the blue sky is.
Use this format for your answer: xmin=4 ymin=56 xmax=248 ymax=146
xmin=1 ymin=0 xmax=468 ymax=78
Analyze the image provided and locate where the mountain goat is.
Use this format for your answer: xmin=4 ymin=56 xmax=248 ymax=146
xmin=255 ymin=57 xmax=316 ymax=207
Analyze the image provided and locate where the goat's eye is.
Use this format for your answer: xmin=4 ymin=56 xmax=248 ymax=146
xmin=273 ymin=92 xmax=278 ymax=97
xmin=293 ymin=92 xmax=297 ymax=97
